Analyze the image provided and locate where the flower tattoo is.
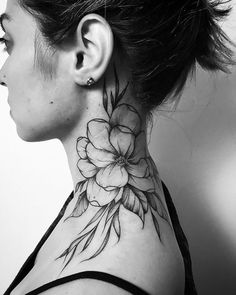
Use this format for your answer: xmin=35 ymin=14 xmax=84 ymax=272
xmin=57 ymin=66 xmax=171 ymax=269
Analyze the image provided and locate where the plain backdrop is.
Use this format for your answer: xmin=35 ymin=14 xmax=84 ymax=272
xmin=0 ymin=1 xmax=236 ymax=294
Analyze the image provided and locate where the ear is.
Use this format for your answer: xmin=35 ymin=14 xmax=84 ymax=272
xmin=72 ymin=13 xmax=114 ymax=86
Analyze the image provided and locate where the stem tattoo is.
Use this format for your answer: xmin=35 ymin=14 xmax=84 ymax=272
xmin=57 ymin=65 xmax=172 ymax=270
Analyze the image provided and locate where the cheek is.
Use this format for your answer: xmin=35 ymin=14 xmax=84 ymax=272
xmin=7 ymin=49 xmax=35 ymax=105
xmin=11 ymin=78 xmax=83 ymax=142
xmin=6 ymin=47 xmax=84 ymax=141
xmin=7 ymin=46 xmax=51 ymax=111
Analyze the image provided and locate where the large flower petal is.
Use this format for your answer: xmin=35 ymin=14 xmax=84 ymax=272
xmin=126 ymin=158 xmax=149 ymax=178
xmin=128 ymin=131 xmax=147 ymax=162
xmin=86 ymin=143 xmax=115 ymax=168
xmin=110 ymin=125 xmax=135 ymax=157
xmin=76 ymin=137 xmax=89 ymax=159
xmin=87 ymin=119 xmax=115 ymax=152
xmin=96 ymin=163 xmax=129 ymax=190
xmin=128 ymin=175 xmax=155 ymax=192
xmin=75 ymin=171 xmax=87 ymax=183
xmin=146 ymin=157 xmax=160 ymax=178
xmin=87 ymin=178 xmax=120 ymax=207
xmin=110 ymin=104 xmax=142 ymax=135
xmin=77 ymin=159 xmax=97 ymax=178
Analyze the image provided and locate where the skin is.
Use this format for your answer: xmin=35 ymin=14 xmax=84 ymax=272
xmin=0 ymin=3 xmax=69 ymax=140
xmin=0 ymin=0 xmax=185 ymax=294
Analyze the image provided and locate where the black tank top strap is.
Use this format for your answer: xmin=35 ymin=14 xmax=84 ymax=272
xmin=161 ymin=182 xmax=198 ymax=295
xmin=25 ymin=271 xmax=150 ymax=295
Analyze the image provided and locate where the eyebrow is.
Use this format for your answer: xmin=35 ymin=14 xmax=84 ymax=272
xmin=0 ymin=13 xmax=12 ymax=32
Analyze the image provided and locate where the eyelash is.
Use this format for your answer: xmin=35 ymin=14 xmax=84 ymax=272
xmin=0 ymin=37 xmax=9 ymax=52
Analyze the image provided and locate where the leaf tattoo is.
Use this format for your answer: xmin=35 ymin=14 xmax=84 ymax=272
xmin=57 ymin=65 xmax=172 ymax=269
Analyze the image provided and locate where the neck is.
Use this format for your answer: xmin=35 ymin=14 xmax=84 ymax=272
xmin=62 ymin=66 xmax=151 ymax=199
xmin=56 ymin=65 xmax=171 ymax=270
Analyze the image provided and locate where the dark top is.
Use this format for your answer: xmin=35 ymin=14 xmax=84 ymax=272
xmin=4 ymin=182 xmax=198 ymax=295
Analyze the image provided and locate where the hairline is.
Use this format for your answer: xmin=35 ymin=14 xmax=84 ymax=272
xmin=33 ymin=28 xmax=58 ymax=80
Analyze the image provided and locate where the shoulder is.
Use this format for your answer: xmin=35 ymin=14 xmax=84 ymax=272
xmin=38 ymin=273 xmax=181 ymax=295
xmin=39 ymin=265 xmax=183 ymax=295
xmin=37 ymin=279 xmax=132 ymax=295
xmin=42 ymin=207 xmax=184 ymax=295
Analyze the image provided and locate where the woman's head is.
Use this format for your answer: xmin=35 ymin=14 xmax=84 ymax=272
xmin=17 ymin=0 xmax=235 ymax=106
xmin=0 ymin=0 xmax=235 ymax=141
xmin=0 ymin=0 xmax=116 ymax=141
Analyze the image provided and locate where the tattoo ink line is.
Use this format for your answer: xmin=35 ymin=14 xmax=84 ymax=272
xmin=57 ymin=65 xmax=171 ymax=269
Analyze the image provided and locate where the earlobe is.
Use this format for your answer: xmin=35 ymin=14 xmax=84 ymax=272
xmin=73 ymin=14 xmax=114 ymax=86
xmin=86 ymin=77 xmax=96 ymax=86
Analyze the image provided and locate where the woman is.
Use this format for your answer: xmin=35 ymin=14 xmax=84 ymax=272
xmin=0 ymin=0 xmax=234 ymax=294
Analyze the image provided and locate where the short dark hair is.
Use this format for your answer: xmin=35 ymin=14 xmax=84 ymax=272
xmin=18 ymin=0 xmax=236 ymax=112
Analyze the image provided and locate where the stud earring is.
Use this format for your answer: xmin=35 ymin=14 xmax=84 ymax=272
xmin=87 ymin=77 xmax=95 ymax=86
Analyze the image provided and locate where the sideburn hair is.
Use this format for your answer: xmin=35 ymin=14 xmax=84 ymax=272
xmin=33 ymin=30 xmax=58 ymax=79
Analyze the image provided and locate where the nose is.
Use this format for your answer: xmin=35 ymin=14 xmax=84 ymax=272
xmin=0 ymin=74 xmax=7 ymax=87
xmin=0 ymin=61 xmax=7 ymax=87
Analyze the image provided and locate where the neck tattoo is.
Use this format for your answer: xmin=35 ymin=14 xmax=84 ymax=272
xmin=57 ymin=65 xmax=172 ymax=270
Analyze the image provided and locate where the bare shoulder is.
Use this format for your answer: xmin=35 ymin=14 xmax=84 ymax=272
xmin=38 ymin=279 xmax=132 ymax=295
xmin=47 ymin=205 xmax=185 ymax=295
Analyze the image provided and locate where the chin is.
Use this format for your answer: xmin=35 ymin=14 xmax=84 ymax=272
xmin=16 ymin=126 xmax=55 ymax=143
